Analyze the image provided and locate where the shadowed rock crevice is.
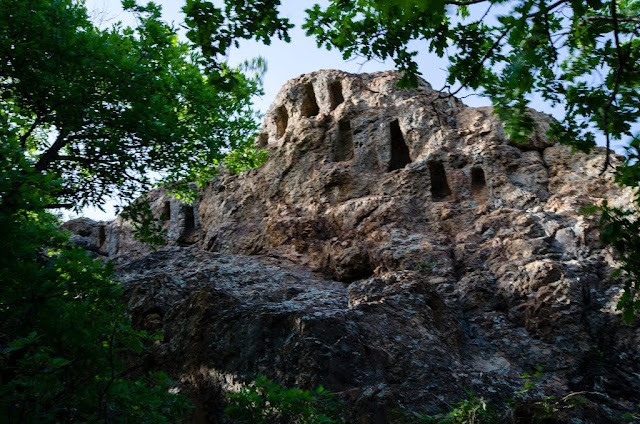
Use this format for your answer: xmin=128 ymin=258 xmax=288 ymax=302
xmin=301 ymin=83 xmax=320 ymax=117
xmin=275 ymin=105 xmax=288 ymax=138
xmin=333 ymin=246 xmax=374 ymax=283
xmin=98 ymin=225 xmax=106 ymax=246
xmin=178 ymin=205 xmax=196 ymax=245
xmin=471 ymin=166 xmax=488 ymax=200
xmin=162 ymin=201 xmax=171 ymax=221
xmin=257 ymin=132 xmax=268 ymax=147
xmin=388 ymin=119 xmax=411 ymax=171
xmin=428 ymin=160 xmax=452 ymax=201
xmin=329 ymin=80 xmax=344 ymax=110
xmin=333 ymin=119 xmax=354 ymax=162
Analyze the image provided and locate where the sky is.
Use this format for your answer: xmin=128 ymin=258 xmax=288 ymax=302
xmin=72 ymin=0 xmax=623 ymax=221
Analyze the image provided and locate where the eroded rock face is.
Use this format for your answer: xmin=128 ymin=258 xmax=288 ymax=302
xmin=65 ymin=70 xmax=639 ymax=423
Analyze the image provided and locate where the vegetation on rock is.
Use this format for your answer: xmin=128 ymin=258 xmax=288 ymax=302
xmin=224 ymin=376 xmax=345 ymax=424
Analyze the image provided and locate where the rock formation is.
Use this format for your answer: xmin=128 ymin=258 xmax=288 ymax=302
xmin=64 ymin=70 xmax=639 ymax=423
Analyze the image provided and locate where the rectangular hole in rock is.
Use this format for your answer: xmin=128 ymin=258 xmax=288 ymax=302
xmin=471 ymin=166 xmax=487 ymax=200
xmin=162 ymin=201 xmax=171 ymax=221
xmin=275 ymin=105 xmax=288 ymax=138
xmin=178 ymin=205 xmax=197 ymax=245
xmin=301 ymin=83 xmax=320 ymax=117
xmin=333 ymin=119 xmax=354 ymax=162
xmin=329 ymin=80 xmax=344 ymax=110
xmin=98 ymin=225 xmax=106 ymax=246
xmin=388 ymin=119 xmax=411 ymax=171
xmin=183 ymin=206 xmax=195 ymax=234
xmin=428 ymin=160 xmax=452 ymax=201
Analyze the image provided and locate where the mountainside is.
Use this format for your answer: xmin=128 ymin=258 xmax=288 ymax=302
xmin=64 ymin=70 xmax=639 ymax=423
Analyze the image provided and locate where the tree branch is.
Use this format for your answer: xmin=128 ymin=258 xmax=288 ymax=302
xmin=541 ymin=0 xmax=559 ymax=62
xmin=446 ymin=0 xmax=488 ymax=5
xmin=601 ymin=0 xmax=624 ymax=174
xmin=586 ymin=15 xmax=640 ymax=24
xmin=442 ymin=0 xmax=568 ymax=97
xmin=540 ymin=0 xmax=570 ymax=15
xmin=447 ymin=24 xmax=513 ymax=97
xmin=34 ymin=132 xmax=71 ymax=172
xmin=42 ymin=203 xmax=75 ymax=209
xmin=98 ymin=322 xmax=118 ymax=421
xmin=19 ymin=114 xmax=42 ymax=149
xmin=54 ymin=155 xmax=113 ymax=165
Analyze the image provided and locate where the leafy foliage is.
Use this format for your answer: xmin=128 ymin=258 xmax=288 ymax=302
xmin=597 ymin=199 xmax=640 ymax=322
xmin=432 ymin=391 xmax=498 ymax=424
xmin=224 ymin=145 xmax=270 ymax=174
xmin=184 ymin=0 xmax=293 ymax=70
xmin=0 ymin=132 xmax=191 ymax=421
xmin=416 ymin=259 xmax=438 ymax=274
xmin=303 ymin=0 xmax=640 ymax=320
xmin=0 ymin=0 xmax=265 ymax=211
xmin=515 ymin=365 xmax=543 ymax=395
xmin=224 ymin=375 xmax=345 ymax=424
xmin=393 ymin=369 xmax=589 ymax=423
xmin=119 ymin=195 xmax=168 ymax=246
xmin=399 ymin=390 xmax=498 ymax=424
xmin=596 ymin=136 xmax=640 ymax=321
xmin=623 ymin=403 xmax=640 ymax=422
xmin=0 ymin=0 xmax=288 ymax=420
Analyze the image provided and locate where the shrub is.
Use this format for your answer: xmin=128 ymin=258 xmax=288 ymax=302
xmin=224 ymin=375 xmax=345 ymax=424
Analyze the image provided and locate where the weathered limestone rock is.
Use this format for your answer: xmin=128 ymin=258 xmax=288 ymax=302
xmin=65 ymin=70 xmax=639 ymax=423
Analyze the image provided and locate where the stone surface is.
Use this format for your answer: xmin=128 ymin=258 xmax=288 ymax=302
xmin=65 ymin=70 xmax=639 ymax=423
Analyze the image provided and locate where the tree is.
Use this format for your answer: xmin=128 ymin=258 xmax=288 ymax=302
xmin=0 ymin=136 xmax=193 ymax=421
xmin=303 ymin=0 xmax=640 ymax=321
xmin=0 ymin=0 xmax=291 ymax=420
xmin=0 ymin=0 xmax=275 ymax=210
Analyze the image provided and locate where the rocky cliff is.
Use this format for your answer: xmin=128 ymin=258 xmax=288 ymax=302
xmin=64 ymin=70 xmax=639 ymax=423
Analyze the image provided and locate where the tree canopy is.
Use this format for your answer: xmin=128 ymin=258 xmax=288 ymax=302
xmin=1 ymin=0 xmax=288 ymax=211
xmin=0 ymin=0 xmax=290 ymax=420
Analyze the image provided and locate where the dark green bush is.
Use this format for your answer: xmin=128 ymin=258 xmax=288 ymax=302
xmin=224 ymin=375 xmax=345 ymax=424
xmin=0 ymin=138 xmax=191 ymax=422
